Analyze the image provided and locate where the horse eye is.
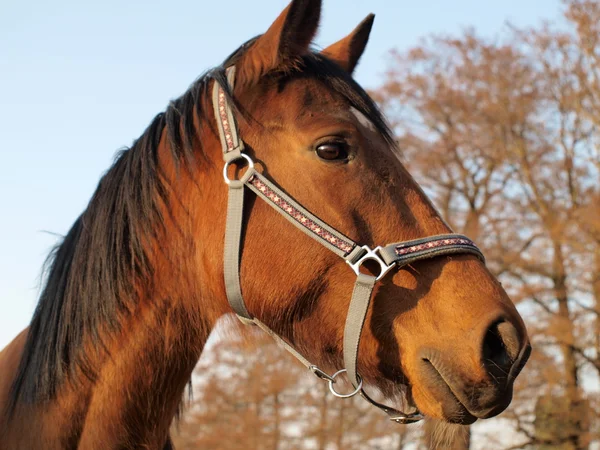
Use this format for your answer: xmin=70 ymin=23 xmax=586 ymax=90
xmin=315 ymin=142 xmax=349 ymax=161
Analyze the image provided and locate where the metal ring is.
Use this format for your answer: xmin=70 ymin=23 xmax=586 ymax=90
xmin=328 ymin=369 xmax=363 ymax=398
xmin=223 ymin=153 xmax=254 ymax=185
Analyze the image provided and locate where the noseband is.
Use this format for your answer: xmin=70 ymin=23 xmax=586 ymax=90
xmin=212 ymin=67 xmax=484 ymax=424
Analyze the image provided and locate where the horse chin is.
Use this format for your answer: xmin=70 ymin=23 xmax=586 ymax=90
xmin=410 ymin=362 xmax=480 ymax=425
xmin=427 ymin=392 xmax=479 ymax=425
xmin=376 ymin=361 xmax=492 ymax=424
xmin=410 ymin=392 xmax=479 ymax=425
xmin=374 ymin=378 xmax=474 ymax=426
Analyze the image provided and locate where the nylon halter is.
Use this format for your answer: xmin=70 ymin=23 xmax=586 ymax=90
xmin=212 ymin=67 xmax=484 ymax=424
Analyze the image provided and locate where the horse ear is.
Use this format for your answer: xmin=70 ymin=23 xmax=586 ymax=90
xmin=321 ymin=14 xmax=374 ymax=74
xmin=237 ymin=0 xmax=322 ymax=85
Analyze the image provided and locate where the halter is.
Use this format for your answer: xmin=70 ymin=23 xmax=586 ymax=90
xmin=212 ymin=67 xmax=484 ymax=424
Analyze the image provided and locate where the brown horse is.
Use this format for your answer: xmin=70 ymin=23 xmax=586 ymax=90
xmin=0 ymin=0 xmax=530 ymax=448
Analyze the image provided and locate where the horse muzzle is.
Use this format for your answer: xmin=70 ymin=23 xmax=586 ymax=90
xmin=414 ymin=318 xmax=532 ymax=424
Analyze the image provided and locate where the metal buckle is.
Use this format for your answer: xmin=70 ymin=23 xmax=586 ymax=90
xmin=359 ymin=386 xmax=425 ymax=424
xmin=347 ymin=245 xmax=396 ymax=281
xmin=223 ymin=153 xmax=254 ymax=185
xmin=390 ymin=411 xmax=424 ymax=424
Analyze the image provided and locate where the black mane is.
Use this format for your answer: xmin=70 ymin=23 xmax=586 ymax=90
xmin=8 ymin=44 xmax=393 ymax=412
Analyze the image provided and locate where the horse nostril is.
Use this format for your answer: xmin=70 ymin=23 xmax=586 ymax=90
xmin=482 ymin=319 xmax=521 ymax=378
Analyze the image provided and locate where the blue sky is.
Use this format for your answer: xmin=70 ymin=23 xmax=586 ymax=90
xmin=0 ymin=0 xmax=563 ymax=349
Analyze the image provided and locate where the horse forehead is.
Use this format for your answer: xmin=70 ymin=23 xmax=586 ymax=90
xmin=267 ymin=80 xmax=345 ymax=115
xmin=253 ymin=80 xmax=379 ymax=130
xmin=257 ymin=89 xmax=350 ymax=127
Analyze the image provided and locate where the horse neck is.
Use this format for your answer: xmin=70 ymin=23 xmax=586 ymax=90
xmin=74 ymin=295 xmax=210 ymax=447
xmin=70 ymin=126 xmax=232 ymax=445
xmin=6 ymin=124 xmax=231 ymax=449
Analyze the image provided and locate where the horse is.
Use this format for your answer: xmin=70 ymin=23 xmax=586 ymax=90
xmin=0 ymin=0 xmax=531 ymax=448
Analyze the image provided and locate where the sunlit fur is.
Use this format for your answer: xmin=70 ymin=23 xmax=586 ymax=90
xmin=0 ymin=0 xmax=529 ymax=448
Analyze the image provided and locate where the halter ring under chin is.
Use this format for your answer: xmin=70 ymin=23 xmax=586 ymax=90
xmin=328 ymin=370 xmax=363 ymax=398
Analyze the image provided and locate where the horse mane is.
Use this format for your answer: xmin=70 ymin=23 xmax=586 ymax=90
xmin=8 ymin=42 xmax=393 ymax=413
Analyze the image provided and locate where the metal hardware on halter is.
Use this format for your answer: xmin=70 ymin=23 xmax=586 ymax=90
xmin=347 ymin=245 xmax=396 ymax=281
xmin=310 ymin=366 xmax=363 ymax=398
xmin=310 ymin=365 xmax=421 ymax=422
xmin=390 ymin=411 xmax=425 ymax=425
xmin=223 ymin=153 xmax=255 ymax=185
xmin=309 ymin=365 xmax=334 ymax=382
xmin=328 ymin=369 xmax=363 ymax=398
xmin=358 ymin=388 xmax=425 ymax=424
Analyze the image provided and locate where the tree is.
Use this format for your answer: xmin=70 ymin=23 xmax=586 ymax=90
xmin=374 ymin=1 xmax=599 ymax=448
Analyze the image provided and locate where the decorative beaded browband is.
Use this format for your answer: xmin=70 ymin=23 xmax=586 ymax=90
xmin=213 ymin=67 xmax=485 ymax=424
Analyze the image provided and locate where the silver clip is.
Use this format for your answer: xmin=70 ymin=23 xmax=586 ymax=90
xmin=347 ymin=245 xmax=396 ymax=281
xmin=390 ymin=411 xmax=424 ymax=424
xmin=309 ymin=365 xmax=334 ymax=382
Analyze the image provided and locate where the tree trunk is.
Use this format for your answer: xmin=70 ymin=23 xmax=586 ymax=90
xmin=463 ymin=208 xmax=481 ymax=241
xmin=316 ymin=384 xmax=329 ymax=450
xmin=272 ymin=393 xmax=280 ymax=450
xmin=396 ymin=426 xmax=409 ymax=450
xmin=552 ymin=243 xmax=585 ymax=450
xmin=594 ymin=246 xmax=600 ymax=374
xmin=335 ymin=400 xmax=345 ymax=449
